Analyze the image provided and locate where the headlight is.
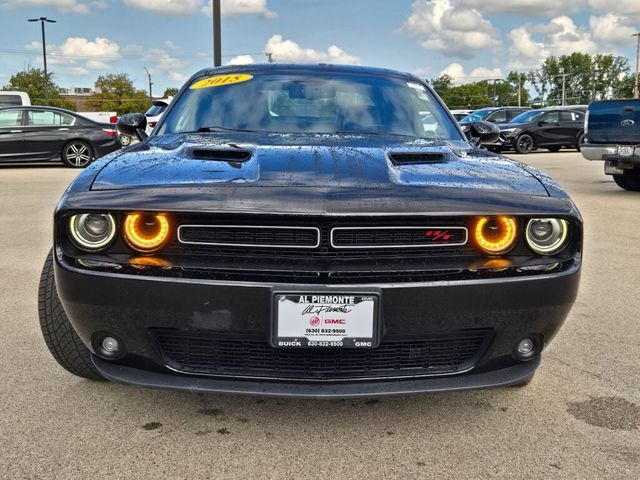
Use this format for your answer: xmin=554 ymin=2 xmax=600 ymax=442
xmin=68 ymin=213 xmax=117 ymax=251
xmin=525 ymin=218 xmax=569 ymax=255
xmin=123 ymin=213 xmax=170 ymax=252
xmin=473 ymin=216 xmax=518 ymax=255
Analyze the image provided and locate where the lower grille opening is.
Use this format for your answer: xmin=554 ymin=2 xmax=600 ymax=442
xmin=152 ymin=329 xmax=492 ymax=381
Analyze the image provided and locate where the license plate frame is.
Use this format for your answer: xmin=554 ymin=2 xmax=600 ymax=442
xmin=272 ymin=293 xmax=379 ymax=348
xmin=617 ymin=145 xmax=634 ymax=157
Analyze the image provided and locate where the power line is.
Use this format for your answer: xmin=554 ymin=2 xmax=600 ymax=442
xmin=0 ymin=48 xmax=264 ymax=60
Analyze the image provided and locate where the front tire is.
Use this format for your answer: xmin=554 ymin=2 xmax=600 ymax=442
xmin=62 ymin=140 xmax=94 ymax=168
xmin=613 ymin=170 xmax=640 ymax=191
xmin=38 ymin=250 xmax=104 ymax=380
xmin=514 ymin=134 xmax=534 ymax=154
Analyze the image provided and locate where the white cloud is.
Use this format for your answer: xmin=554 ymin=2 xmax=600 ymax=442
xmin=58 ymin=36 xmax=121 ymax=61
xmin=70 ymin=66 xmax=90 ymax=75
xmin=264 ymin=35 xmax=359 ymax=64
xmin=123 ymin=0 xmax=276 ymax=17
xmin=403 ymin=0 xmax=501 ymax=59
xmin=587 ymin=0 xmax=640 ymax=18
xmin=123 ymin=0 xmax=202 ymax=15
xmin=507 ymin=16 xmax=597 ymax=69
xmin=458 ymin=0 xmax=585 ymax=18
xmin=439 ymin=62 xmax=504 ymax=84
xmin=589 ymin=14 xmax=638 ymax=46
xmin=2 ymin=0 xmax=89 ymax=14
xmin=227 ymin=54 xmax=255 ymax=65
xmin=203 ymin=0 xmax=277 ymax=18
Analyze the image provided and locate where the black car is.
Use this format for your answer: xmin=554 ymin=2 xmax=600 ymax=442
xmin=0 ymin=106 xmax=120 ymax=167
xmin=460 ymin=106 xmax=530 ymax=125
xmin=494 ymin=108 xmax=585 ymax=154
xmin=38 ymin=64 xmax=581 ymax=398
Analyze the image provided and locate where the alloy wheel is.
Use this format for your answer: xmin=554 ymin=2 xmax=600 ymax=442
xmin=64 ymin=142 xmax=92 ymax=167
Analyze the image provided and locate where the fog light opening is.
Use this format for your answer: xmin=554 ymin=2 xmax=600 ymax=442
xmin=513 ymin=337 xmax=541 ymax=361
xmin=95 ymin=334 xmax=124 ymax=359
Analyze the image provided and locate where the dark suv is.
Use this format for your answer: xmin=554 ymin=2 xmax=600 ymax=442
xmin=460 ymin=107 xmax=530 ymax=125
xmin=493 ymin=108 xmax=585 ymax=154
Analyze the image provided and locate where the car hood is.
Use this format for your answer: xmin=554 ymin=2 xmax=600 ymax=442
xmin=90 ymin=133 xmax=548 ymax=196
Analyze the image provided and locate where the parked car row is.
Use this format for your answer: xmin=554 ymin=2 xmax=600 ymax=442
xmin=459 ymin=106 xmax=586 ymax=154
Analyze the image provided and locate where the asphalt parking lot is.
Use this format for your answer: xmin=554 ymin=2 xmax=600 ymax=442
xmin=1 ymin=152 xmax=639 ymax=479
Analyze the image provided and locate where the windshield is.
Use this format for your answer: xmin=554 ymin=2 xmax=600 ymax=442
xmin=511 ymin=110 xmax=543 ymax=124
xmin=460 ymin=109 xmax=492 ymax=123
xmin=158 ymin=72 xmax=461 ymax=140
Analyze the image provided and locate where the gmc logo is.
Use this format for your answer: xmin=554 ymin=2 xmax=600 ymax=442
xmin=324 ymin=319 xmax=346 ymax=324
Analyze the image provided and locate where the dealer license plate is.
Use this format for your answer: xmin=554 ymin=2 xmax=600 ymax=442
xmin=273 ymin=293 xmax=377 ymax=348
xmin=617 ymin=145 xmax=634 ymax=157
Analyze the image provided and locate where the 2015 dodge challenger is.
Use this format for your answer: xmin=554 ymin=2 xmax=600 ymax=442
xmin=39 ymin=64 xmax=581 ymax=397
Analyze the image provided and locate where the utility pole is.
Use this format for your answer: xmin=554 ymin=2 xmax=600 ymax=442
xmin=144 ymin=67 xmax=153 ymax=100
xmin=561 ymin=72 xmax=568 ymax=106
xmin=28 ymin=17 xmax=56 ymax=100
xmin=633 ymin=33 xmax=640 ymax=99
xmin=212 ymin=0 xmax=222 ymax=67
xmin=265 ymin=52 xmax=273 ymax=63
xmin=517 ymin=75 xmax=522 ymax=107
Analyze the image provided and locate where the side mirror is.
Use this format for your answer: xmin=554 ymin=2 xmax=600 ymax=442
xmin=117 ymin=113 xmax=148 ymax=141
xmin=537 ymin=121 xmax=547 ymax=126
xmin=463 ymin=121 xmax=500 ymax=146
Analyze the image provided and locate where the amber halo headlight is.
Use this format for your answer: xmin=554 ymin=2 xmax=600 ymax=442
xmin=473 ymin=215 xmax=518 ymax=255
xmin=525 ymin=218 xmax=569 ymax=255
xmin=123 ymin=213 xmax=171 ymax=253
xmin=68 ymin=213 xmax=117 ymax=251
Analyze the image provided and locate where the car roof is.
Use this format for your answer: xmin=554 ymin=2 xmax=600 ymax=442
xmin=188 ymin=63 xmax=420 ymax=83
xmin=0 ymin=105 xmax=77 ymax=115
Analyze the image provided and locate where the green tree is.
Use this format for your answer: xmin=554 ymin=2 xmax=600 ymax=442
xmin=529 ymin=53 xmax=629 ymax=105
xmin=87 ymin=73 xmax=150 ymax=115
xmin=2 ymin=68 xmax=74 ymax=109
xmin=162 ymin=87 xmax=178 ymax=97
xmin=427 ymin=74 xmax=453 ymax=97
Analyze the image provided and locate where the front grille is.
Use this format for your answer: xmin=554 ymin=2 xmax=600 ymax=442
xmin=162 ymin=215 xmax=478 ymax=284
xmin=152 ymin=329 xmax=492 ymax=380
xmin=178 ymin=225 xmax=320 ymax=249
xmin=331 ymin=226 xmax=468 ymax=248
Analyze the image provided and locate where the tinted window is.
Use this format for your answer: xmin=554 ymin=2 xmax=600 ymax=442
xmin=506 ymin=109 xmax=525 ymax=121
xmin=511 ymin=111 xmax=543 ymax=124
xmin=27 ymin=110 xmax=75 ymax=126
xmin=146 ymin=104 xmax=167 ymax=117
xmin=160 ymin=72 xmax=461 ymax=140
xmin=543 ymin=112 xmax=560 ymax=123
xmin=487 ymin=110 xmax=507 ymax=123
xmin=0 ymin=95 xmax=23 ymax=107
xmin=560 ymin=111 xmax=575 ymax=121
xmin=461 ymin=109 xmax=492 ymax=123
xmin=0 ymin=109 xmax=22 ymax=127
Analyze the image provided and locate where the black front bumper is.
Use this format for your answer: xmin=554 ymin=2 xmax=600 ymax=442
xmin=55 ymin=253 xmax=580 ymax=397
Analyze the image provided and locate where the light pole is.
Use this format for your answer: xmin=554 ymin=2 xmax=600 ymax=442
xmin=633 ymin=33 xmax=640 ymax=99
xmin=212 ymin=0 xmax=221 ymax=67
xmin=28 ymin=17 xmax=56 ymax=100
xmin=144 ymin=67 xmax=153 ymax=100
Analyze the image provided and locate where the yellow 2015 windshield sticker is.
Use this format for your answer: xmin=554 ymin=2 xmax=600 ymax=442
xmin=190 ymin=73 xmax=253 ymax=89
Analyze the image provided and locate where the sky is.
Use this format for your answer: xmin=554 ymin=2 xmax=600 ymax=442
xmin=0 ymin=0 xmax=639 ymax=95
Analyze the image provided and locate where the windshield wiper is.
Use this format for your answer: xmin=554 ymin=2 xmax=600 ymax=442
xmin=192 ymin=126 xmax=259 ymax=133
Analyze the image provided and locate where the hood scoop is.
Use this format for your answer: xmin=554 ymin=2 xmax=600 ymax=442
xmin=388 ymin=152 xmax=447 ymax=165
xmin=188 ymin=148 xmax=252 ymax=162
